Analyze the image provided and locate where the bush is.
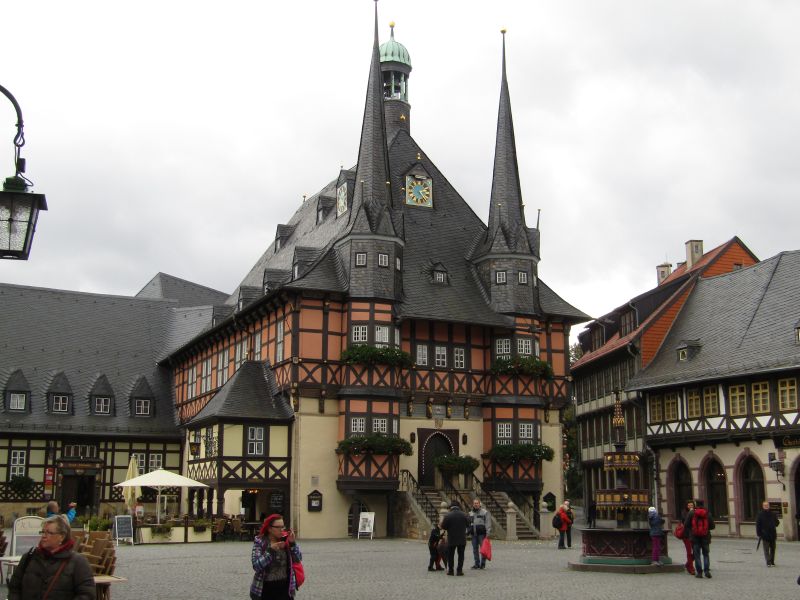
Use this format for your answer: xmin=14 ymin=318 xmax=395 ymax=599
xmin=433 ymin=455 xmax=480 ymax=474
xmin=151 ymin=523 xmax=172 ymax=537
xmin=487 ymin=443 xmax=555 ymax=463
xmin=8 ymin=475 xmax=35 ymax=497
xmin=87 ymin=516 xmax=112 ymax=531
xmin=336 ymin=434 xmax=413 ymax=456
xmin=340 ymin=345 xmax=413 ymax=368
xmin=490 ymin=356 xmax=554 ymax=379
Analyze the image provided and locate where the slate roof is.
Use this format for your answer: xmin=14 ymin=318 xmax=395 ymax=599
xmin=0 ymin=283 xmax=213 ymax=438
xmin=627 ymin=250 xmax=800 ymax=390
xmin=188 ymin=361 xmax=294 ymax=427
xmin=136 ymin=272 xmax=228 ymax=307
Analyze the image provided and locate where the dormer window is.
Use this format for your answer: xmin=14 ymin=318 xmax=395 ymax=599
xmin=620 ymin=310 xmax=637 ymax=337
xmin=8 ymin=392 xmax=26 ymax=411
xmin=434 ymin=271 xmax=446 ymax=283
xmin=52 ymin=394 xmax=70 ymax=413
xmin=93 ymin=396 xmax=111 ymax=415
xmin=134 ymin=398 xmax=151 ymax=416
xmin=355 ymin=253 xmax=367 ymax=267
xmin=317 ymin=207 xmax=325 ymax=224
xmin=678 ymin=348 xmax=688 ymax=362
xmin=518 ymin=271 xmax=528 ymax=285
xmin=496 ymin=271 xmax=507 ymax=285
xmin=591 ymin=327 xmax=603 ymax=351
xmin=293 ymin=264 xmax=299 ymax=279
xmin=676 ymin=339 xmax=701 ymax=362
xmin=378 ymin=253 xmax=389 ymax=268
xmin=795 ymin=321 xmax=800 ymax=344
xmin=274 ymin=238 xmax=282 ymax=253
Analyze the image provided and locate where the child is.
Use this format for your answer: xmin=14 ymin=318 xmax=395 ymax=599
xmin=427 ymin=525 xmax=447 ymax=571
xmin=648 ymin=506 xmax=665 ymax=566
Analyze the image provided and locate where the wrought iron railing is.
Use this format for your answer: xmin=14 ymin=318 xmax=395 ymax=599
xmin=493 ymin=469 xmax=540 ymax=530
xmin=399 ymin=469 xmax=439 ymax=525
xmin=440 ymin=474 xmax=471 ymax=510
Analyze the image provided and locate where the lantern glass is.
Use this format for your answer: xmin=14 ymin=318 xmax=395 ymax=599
xmin=0 ymin=189 xmax=47 ymax=259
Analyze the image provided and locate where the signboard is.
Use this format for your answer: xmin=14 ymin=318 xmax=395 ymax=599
xmin=44 ymin=467 xmax=55 ymax=498
xmin=307 ymin=490 xmax=322 ymax=512
xmin=357 ymin=511 xmax=375 ymax=540
xmin=270 ymin=491 xmax=284 ymax=511
xmin=113 ymin=515 xmax=135 ymax=546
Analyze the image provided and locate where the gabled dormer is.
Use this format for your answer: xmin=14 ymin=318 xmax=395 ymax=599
xmin=316 ymin=195 xmax=335 ymax=224
xmin=676 ymin=339 xmax=702 ymax=362
xmin=274 ymin=224 xmax=296 ymax=253
xmin=4 ymin=369 xmax=31 ymax=413
xmin=88 ymin=374 xmax=115 ymax=416
xmin=263 ymin=268 xmax=291 ymax=295
xmin=47 ymin=371 xmax=73 ymax=414
xmin=292 ymin=247 xmax=323 ymax=280
xmin=237 ymin=286 xmax=261 ymax=312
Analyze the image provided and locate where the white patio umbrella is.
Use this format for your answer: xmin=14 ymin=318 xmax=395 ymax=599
xmin=115 ymin=468 xmax=208 ymax=524
xmin=122 ymin=456 xmax=141 ymax=512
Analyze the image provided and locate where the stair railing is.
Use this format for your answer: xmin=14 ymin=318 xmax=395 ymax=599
xmin=493 ymin=469 xmax=540 ymax=531
xmin=400 ymin=469 xmax=440 ymax=525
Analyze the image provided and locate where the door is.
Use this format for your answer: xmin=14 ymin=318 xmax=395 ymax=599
xmin=420 ymin=433 xmax=452 ymax=487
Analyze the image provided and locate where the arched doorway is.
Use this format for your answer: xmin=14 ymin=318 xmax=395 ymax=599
xmin=673 ymin=462 xmax=693 ymax=519
xmin=740 ymin=456 xmax=764 ymax=521
xmin=419 ymin=432 xmax=454 ymax=487
xmin=705 ymin=459 xmax=728 ymax=521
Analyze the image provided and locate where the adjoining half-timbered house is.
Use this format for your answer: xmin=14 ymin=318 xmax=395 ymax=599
xmin=164 ymin=12 xmax=587 ymax=538
xmin=0 ymin=274 xmax=227 ymax=524
xmin=628 ymin=250 xmax=800 ymax=539
xmin=572 ymin=238 xmax=758 ymax=521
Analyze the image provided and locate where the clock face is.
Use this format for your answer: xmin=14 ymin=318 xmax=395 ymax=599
xmin=336 ymin=183 xmax=348 ymax=216
xmin=405 ymin=175 xmax=433 ymax=207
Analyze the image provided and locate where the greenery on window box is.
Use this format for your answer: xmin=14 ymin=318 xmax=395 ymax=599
xmin=336 ymin=434 xmax=413 ymax=456
xmin=490 ymin=356 xmax=554 ymax=379
xmin=87 ymin=516 xmax=112 ymax=531
xmin=192 ymin=518 xmax=211 ymax=533
xmin=340 ymin=345 xmax=413 ymax=369
xmin=487 ymin=443 xmax=555 ymax=464
xmin=151 ymin=523 xmax=172 ymax=537
xmin=433 ymin=455 xmax=480 ymax=474
xmin=8 ymin=474 xmax=35 ymax=496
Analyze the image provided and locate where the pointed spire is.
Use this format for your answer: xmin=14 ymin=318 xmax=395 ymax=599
xmin=487 ymin=29 xmax=526 ymax=242
xmin=350 ymin=0 xmax=392 ymax=231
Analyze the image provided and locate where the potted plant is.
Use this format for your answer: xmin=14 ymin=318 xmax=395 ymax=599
xmin=8 ymin=474 xmax=35 ymax=498
xmin=336 ymin=434 xmax=413 ymax=456
xmin=192 ymin=518 xmax=211 ymax=533
xmin=434 ymin=454 xmax=480 ymax=489
xmin=486 ymin=443 xmax=555 ymax=464
xmin=151 ymin=523 xmax=172 ymax=538
xmin=490 ymin=356 xmax=554 ymax=379
xmin=340 ymin=345 xmax=413 ymax=368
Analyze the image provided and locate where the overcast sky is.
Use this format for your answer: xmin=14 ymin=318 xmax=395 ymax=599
xmin=2 ymin=1 xmax=798 ymax=342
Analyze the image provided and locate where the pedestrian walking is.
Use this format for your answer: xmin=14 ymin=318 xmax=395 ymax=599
xmin=556 ymin=503 xmax=572 ymax=549
xmin=684 ymin=499 xmax=714 ymax=579
xmin=564 ymin=500 xmax=575 ymax=548
xmin=587 ymin=501 xmax=597 ymax=528
xmin=648 ymin=506 xmax=665 ymax=566
xmin=755 ymin=501 xmax=779 ymax=567
xmin=468 ymin=498 xmax=491 ymax=570
xmin=678 ymin=501 xmax=696 ymax=575
xmin=440 ymin=503 xmax=469 ymax=576
xmin=250 ymin=513 xmax=303 ymax=600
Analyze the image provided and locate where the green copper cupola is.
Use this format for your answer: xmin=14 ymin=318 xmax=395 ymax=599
xmin=380 ymin=22 xmax=412 ymax=140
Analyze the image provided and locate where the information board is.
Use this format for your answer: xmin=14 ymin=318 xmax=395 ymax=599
xmin=357 ymin=512 xmax=375 ymax=540
xmin=113 ymin=515 xmax=135 ymax=545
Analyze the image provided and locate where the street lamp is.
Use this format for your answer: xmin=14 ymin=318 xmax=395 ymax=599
xmin=0 ymin=84 xmax=47 ymax=260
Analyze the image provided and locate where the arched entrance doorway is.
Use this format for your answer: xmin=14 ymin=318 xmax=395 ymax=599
xmin=705 ymin=459 xmax=728 ymax=521
xmin=673 ymin=462 xmax=693 ymax=519
xmin=419 ymin=431 xmax=455 ymax=487
xmin=740 ymin=456 xmax=764 ymax=522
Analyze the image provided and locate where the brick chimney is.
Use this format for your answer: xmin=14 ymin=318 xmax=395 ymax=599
xmin=685 ymin=240 xmax=704 ymax=270
xmin=656 ymin=263 xmax=672 ymax=285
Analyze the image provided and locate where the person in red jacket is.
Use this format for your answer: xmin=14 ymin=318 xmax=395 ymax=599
xmin=557 ymin=503 xmax=572 ymax=549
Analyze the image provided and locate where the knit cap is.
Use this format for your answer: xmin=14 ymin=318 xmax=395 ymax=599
xmin=648 ymin=506 xmax=657 ymax=515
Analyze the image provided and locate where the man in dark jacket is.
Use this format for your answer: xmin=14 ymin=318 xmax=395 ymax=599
xmin=756 ymin=501 xmax=779 ymax=567
xmin=440 ymin=503 xmax=469 ymax=576
xmin=684 ymin=499 xmax=714 ymax=579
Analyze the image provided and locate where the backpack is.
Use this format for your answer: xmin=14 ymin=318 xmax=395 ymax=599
xmin=692 ymin=510 xmax=710 ymax=537
xmin=552 ymin=513 xmax=562 ymax=529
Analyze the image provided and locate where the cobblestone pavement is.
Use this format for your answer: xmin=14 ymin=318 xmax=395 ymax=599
xmin=3 ymin=534 xmax=799 ymax=599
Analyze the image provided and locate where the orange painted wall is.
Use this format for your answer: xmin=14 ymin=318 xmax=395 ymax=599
xmin=372 ymin=401 xmax=389 ymax=413
xmin=300 ymin=308 xmax=323 ymax=330
xmin=300 ymin=332 xmax=323 ymax=360
xmin=494 ymin=408 xmax=514 ymax=419
xmin=641 ymin=285 xmax=693 ymax=367
xmin=349 ymin=400 xmax=368 ymax=413
xmin=518 ymin=408 xmax=535 ymax=419
xmin=452 ymin=324 xmax=466 ymax=344
xmin=704 ymin=242 xmax=758 ymax=277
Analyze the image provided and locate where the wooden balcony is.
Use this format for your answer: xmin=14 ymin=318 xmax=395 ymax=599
xmin=481 ymin=455 xmax=543 ymax=494
xmin=336 ymin=452 xmax=400 ymax=492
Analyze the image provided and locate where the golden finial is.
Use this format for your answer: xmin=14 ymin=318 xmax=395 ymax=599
xmin=501 ymin=28 xmax=507 ymax=35
xmin=390 ymin=21 xmax=395 ymax=28
xmin=416 ymin=152 xmax=421 ymax=160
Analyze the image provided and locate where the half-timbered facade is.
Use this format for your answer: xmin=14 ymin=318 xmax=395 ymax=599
xmin=628 ymin=250 xmax=800 ymax=538
xmin=571 ymin=238 xmax=758 ymax=519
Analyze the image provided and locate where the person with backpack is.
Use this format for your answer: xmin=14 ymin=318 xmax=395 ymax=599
xmin=755 ymin=501 xmax=779 ymax=567
xmin=684 ymin=499 xmax=714 ymax=578
xmin=555 ymin=503 xmax=572 ymax=549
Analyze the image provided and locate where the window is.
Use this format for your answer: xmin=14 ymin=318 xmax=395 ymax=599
xmin=534 ymin=337 xmax=541 ymax=358
xmin=355 ymin=253 xmax=367 ymax=267
xmin=706 ymin=459 xmax=728 ymax=519
xmin=247 ymin=426 xmax=264 ymax=456
xmin=52 ymin=395 xmax=69 ymax=413
xmin=274 ymin=238 xmax=281 ymax=253
xmin=234 ymin=337 xmax=248 ymax=369
xmin=729 ymin=384 xmax=747 ymax=416
xmin=394 ymin=327 xmax=401 ymax=348
xmin=649 ymin=395 xmax=663 ymax=422
xmin=517 ymin=338 xmax=532 ymax=355
xmin=375 ymin=325 xmax=390 ymax=347
xmin=378 ymin=253 xmax=389 ymax=267
xmin=94 ymin=397 xmax=111 ymax=414
xmin=496 ymin=338 xmax=511 ymax=357
xmin=741 ymin=456 xmax=764 ymax=521
xmin=217 ymin=348 xmax=230 ymax=386
xmin=519 ymin=422 xmax=536 ymax=444
xmin=703 ymin=386 xmax=719 ymax=416
xmin=204 ymin=429 xmax=217 ymax=458
xmin=396 ymin=257 xmax=401 ymax=271
xmin=134 ymin=398 xmax=151 ymax=416
xmin=518 ymin=271 xmax=528 ymax=285
xmin=350 ymin=417 xmax=366 ymax=434
xmin=686 ymin=389 xmax=701 ymax=418
xmin=435 ymin=346 xmax=447 ymax=368
xmin=63 ymin=445 xmax=97 ymax=459
xmin=673 ymin=462 xmax=693 ymax=520
xmin=591 ymin=328 xmax=603 ymax=351
xmin=187 ymin=366 xmax=197 ymax=400
xmin=132 ymin=452 xmax=147 ymax=475
xmin=496 ymin=422 xmax=512 ymax=445
xmin=779 ymin=379 xmax=797 ymax=411
xmin=495 ymin=271 xmax=507 ymax=285
xmin=664 ymin=393 xmax=678 ymax=420
xmin=276 ymin=320 xmax=285 ymax=362
xmin=253 ymin=332 xmax=262 ymax=361
xmin=200 ymin=358 xmax=212 ymax=394
xmin=372 ymin=417 xmax=388 ymax=434
xmin=620 ymin=311 xmax=636 ymax=337
xmin=434 ymin=271 xmax=446 ymax=283
xmin=352 ymin=325 xmax=368 ymax=344
xmin=10 ymin=449 xmax=26 ymax=477
xmin=149 ymin=453 xmax=163 ymax=472
xmin=677 ymin=349 xmax=688 ymax=361
xmin=751 ymin=382 xmax=770 ymax=414
xmin=416 ymin=344 xmax=428 ymax=366
xmin=9 ymin=393 xmax=26 ymax=411
xmin=454 ymin=347 xmax=465 ymax=369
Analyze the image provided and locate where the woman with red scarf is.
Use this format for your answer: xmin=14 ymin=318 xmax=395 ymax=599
xmin=8 ymin=515 xmax=95 ymax=600
xmin=250 ymin=513 xmax=303 ymax=600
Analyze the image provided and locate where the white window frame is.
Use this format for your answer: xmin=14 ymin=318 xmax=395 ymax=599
xmin=350 ymin=417 xmax=366 ymax=434
xmin=52 ymin=394 xmax=69 ymax=413
xmin=375 ymin=325 xmax=390 ymax=347
xmin=94 ymin=396 xmax=111 ymax=414
xmin=518 ymin=271 xmax=528 ymax=285
xmin=496 ymin=271 xmax=507 ymax=284
xmin=10 ymin=449 xmax=26 ymax=477
xmin=253 ymin=331 xmax=262 ymax=361
xmin=217 ymin=348 xmax=230 ymax=386
xmin=416 ymin=344 xmax=428 ymax=366
xmin=396 ymin=257 xmax=402 ymax=271
xmin=352 ymin=325 xmax=369 ymax=344
xmin=519 ymin=422 xmax=535 ymax=443
xmin=9 ymin=392 xmax=26 ymax=411
xmin=276 ymin=320 xmax=285 ymax=363
xmin=534 ymin=337 xmax=541 ymax=358
xmin=148 ymin=453 xmax=163 ymax=472
xmin=131 ymin=452 xmax=147 ymax=475
xmin=496 ymin=338 xmax=511 ymax=357
xmin=355 ymin=253 xmax=367 ymax=267
xmin=434 ymin=271 xmax=446 ymax=283
xmin=378 ymin=253 xmax=389 ymax=267
xmin=372 ymin=417 xmax=388 ymax=434
xmin=454 ymin=347 xmax=465 ymax=369
xmin=496 ymin=422 xmax=512 ymax=445
xmin=247 ymin=426 xmax=265 ymax=456
xmin=187 ymin=365 xmax=197 ymax=400
xmin=201 ymin=358 xmax=212 ymax=394
xmin=134 ymin=398 xmax=151 ymax=416
xmin=435 ymin=345 xmax=447 ymax=368
xmin=517 ymin=338 xmax=532 ymax=355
